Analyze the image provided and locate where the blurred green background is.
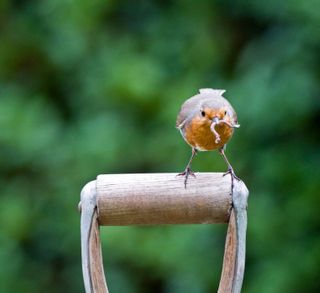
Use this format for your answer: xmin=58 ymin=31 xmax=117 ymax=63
xmin=1 ymin=1 xmax=320 ymax=292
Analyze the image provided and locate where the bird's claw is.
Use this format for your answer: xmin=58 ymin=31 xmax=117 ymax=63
xmin=177 ymin=167 xmax=196 ymax=188
xmin=223 ymin=168 xmax=240 ymax=191
xmin=223 ymin=168 xmax=240 ymax=181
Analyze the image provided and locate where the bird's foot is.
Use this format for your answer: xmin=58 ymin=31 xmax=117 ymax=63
xmin=223 ymin=168 xmax=240 ymax=190
xmin=177 ymin=167 xmax=196 ymax=188
xmin=223 ymin=168 xmax=240 ymax=180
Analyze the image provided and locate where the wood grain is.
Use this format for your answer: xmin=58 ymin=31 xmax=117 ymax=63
xmin=96 ymin=173 xmax=232 ymax=226
xmin=218 ymin=209 xmax=237 ymax=293
xmin=90 ymin=211 xmax=108 ymax=293
xmin=80 ymin=181 xmax=109 ymax=293
xmin=218 ymin=179 xmax=249 ymax=293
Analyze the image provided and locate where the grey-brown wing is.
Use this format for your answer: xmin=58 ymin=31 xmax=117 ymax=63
xmin=176 ymin=94 xmax=204 ymax=128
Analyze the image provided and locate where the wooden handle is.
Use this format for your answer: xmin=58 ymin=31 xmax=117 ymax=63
xmin=96 ymin=173 xmax=232 ymax=225
xmin=80 ymin=173 xmax=249 ymax=293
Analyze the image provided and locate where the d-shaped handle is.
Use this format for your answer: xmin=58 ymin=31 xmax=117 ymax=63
xmin=79 ymin=173 xmax=248 ymax=293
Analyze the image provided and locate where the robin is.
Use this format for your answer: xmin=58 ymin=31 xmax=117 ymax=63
xmin=176 ymin=88 xmax=240 ymax=187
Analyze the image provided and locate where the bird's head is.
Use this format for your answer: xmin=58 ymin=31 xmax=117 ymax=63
xmin=200 ymin=106 xmax=228 ymax=122
xmin=199 ymin=106 xmax=239 ymax=126
xmin=199 ymin=105 xmax=240 ymax=144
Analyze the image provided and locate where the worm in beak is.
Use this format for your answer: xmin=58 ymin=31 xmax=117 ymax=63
xmin=210 ymin=117 xmax=240 ymax=144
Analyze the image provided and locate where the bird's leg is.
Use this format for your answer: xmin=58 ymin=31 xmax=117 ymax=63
xmin=219 ymin=146 xmax=240 ymax=188
xmin=177 ymin=148 xmax=197 ymax=188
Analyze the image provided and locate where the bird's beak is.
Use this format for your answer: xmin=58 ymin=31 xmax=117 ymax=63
xmin=212 ymin=117 xmax=219 ymax=124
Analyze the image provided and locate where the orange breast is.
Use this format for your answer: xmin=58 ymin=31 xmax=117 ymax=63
xmin=184 ymin=117 xmax=233 ymax=151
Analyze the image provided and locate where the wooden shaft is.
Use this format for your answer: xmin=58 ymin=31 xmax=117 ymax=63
xmin=96 ymin=173 xmax=232 ymax=226
xmin=80 ymin=181 xmax=109 ymax=293
xmin=90 ymin=211 xmax=108 ymax=293
xmin=218 ymin=180 xmax=248 ymax=293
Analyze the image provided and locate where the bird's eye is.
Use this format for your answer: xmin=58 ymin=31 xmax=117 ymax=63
xmin=224 ymin=110 xmax=227 ymax=116
xmin=201 ymin=110 xmax=206 ymax=117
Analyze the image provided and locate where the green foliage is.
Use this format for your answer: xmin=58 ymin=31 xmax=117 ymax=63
xmin=1 ymin=1 xmax=319 ymax=292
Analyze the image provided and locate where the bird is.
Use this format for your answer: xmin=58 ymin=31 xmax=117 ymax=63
xmin=176 ymin=88 xmax=240 ymax=188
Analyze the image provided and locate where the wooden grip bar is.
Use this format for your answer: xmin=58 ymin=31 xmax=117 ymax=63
xmin=96 ymin=173 xmax=232 ymax=226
